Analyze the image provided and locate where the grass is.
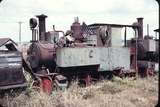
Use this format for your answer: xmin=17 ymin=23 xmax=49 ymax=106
xmin=0 ymin=75 xmax=158 ymax=107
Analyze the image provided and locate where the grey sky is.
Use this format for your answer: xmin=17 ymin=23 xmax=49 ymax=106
xmin=0 ymin=0 xmax=158 ymax=42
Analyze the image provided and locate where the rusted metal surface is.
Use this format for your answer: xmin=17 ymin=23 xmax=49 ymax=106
xmin=0 ymin=38 xmax=26 ymax=90
xmin=27 ymin=14 xmax=159 ymax=88
xmin=138 ymin=61 xmax=155 ymax=77
xmin=41 ymin=77 xmax=52 ymax=94
xmin=0 ymin=38 xmax=17 ymax=47
xmin=127 ymin=36 xmax=158 ymax=72
xmin=83 ymin=74 xmax=91 ymax=86
xmin=130 ymin=47 xmax=137 ymax=70
xmin=85 ymin=34 xmax=97 ymax=46
xmin=36 ymin=14 xmax=48 ymax=41
xmin=88 ymin=23 xmax=138 ymax=28
xmin=71 ymin=17 xmax=83 ymax=41
xmin=28 ymin=42 xmax=56 ymax=70
xmin=88 ymin=24 xmax=128 ymax=47
xmin=137 ymin=18 xmax=143 ymax=39
xmin=129 ymin=38 xmax=158 ymax=62
xmin=138 ymin=61 xmax=155 ymax=71
xmin=97 ymin=26 xmax=111 ymax=46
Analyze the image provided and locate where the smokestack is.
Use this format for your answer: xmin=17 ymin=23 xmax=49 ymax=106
xmin=36 ymin=14 xmax=47 ymax=41
xmin=137 ymin=17 xmax=143 ymax=39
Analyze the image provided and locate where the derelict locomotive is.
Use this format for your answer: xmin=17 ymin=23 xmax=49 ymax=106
xmin=0 ymin=14 xmax=158 ymax=93
xmin=22 ymin=14 xmax=158 ymax=93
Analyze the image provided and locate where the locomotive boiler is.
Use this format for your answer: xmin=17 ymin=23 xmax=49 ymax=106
xmin=27 ymin=15 xmax=56 ymax=72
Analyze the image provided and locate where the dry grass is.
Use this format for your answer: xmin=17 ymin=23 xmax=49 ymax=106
xmin=0 ymin=76 xmax=158 ymax=107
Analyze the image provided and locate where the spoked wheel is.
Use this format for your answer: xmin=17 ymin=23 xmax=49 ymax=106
xmin=41 ymin=77 xmax=53 ymax=94
xmin=31 ymin=76 xmax=53 ymax=94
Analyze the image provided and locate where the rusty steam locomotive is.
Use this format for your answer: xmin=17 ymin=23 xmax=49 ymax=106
xmin=0 ymin=14 xmax=158 ymax=93
xmin=24 ymin=14 xmax=158 ymax=93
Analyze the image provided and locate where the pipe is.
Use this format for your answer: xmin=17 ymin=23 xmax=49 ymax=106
xmin=36 ymin=14 xmax=48 ymax=41
xmin=32 ymin=29 xmax=37 ymax=41
xmin=147 ymin=24 xmax=149 ymax=36
xmin=124 ymin=27 xmax=127 ymax=47
xmin=137 ymin=17 xmax=143 ymax=39
xmin=134 ymin=29 xmax=138 ymax=76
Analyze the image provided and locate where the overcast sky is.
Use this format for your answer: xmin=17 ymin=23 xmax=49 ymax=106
xmin=0 ymin=0 xmax=159 ymax=42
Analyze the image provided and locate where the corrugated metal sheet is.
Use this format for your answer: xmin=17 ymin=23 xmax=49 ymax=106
xmin=0 ymin=51 xmax=22 ymax=68
xmin=0 ymin=51 xmax=25 ymax=87
xmin=0 ymin=38 xmax=17 ymax=47
xmin=0 ymin=38 xmax=26 ymax=89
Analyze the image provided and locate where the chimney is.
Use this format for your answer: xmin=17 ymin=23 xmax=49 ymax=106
xmin=36 ymin=14 xmax=47 ymax=41
xmin=137 ymin=17 xmax=143 ymax=39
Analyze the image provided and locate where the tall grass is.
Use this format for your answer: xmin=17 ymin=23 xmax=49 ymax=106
xmin=0 ymin=76 xmax=158 ymax=107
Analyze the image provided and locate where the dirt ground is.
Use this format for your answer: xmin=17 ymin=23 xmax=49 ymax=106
xmin=0 ymin=76 xmax=158 ymax=107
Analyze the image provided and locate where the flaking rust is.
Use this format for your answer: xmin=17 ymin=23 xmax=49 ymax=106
xmin=0 ymin=38 xmax=27 ymax=90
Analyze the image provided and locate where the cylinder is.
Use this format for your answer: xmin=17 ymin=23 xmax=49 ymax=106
xmin=137 ymin=17 xmax=143 ymax=39
xmin=36 ymin=14 xmax=48 ymax=41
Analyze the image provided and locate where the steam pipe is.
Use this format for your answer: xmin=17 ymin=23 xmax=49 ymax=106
xmin=36 ymin=14 xmax=47 ymax=41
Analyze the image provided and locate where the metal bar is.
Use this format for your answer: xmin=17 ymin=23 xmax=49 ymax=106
xmin=134 ymin=29 xmax=138 ymax=75
xmin=147 ymin=24 xmax=149 ymax=36
xmin=0 ymin=83 xmax=27 ymax=90
xmin=32 ymin=29 xmax=37 ymax=41
xmin=18 ymin=22 xmax=23 ymax=44
xmin=88 ymin=23 xmax=139 ymax=28
xmin=137 ymin=18 xmax=143 ymax=39
xmin=124 ymin=27 xmax=127 ymax=47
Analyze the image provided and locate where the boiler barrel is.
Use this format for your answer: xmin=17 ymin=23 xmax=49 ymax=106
xmin=28 ymin=42 xmax=56 ymax=70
